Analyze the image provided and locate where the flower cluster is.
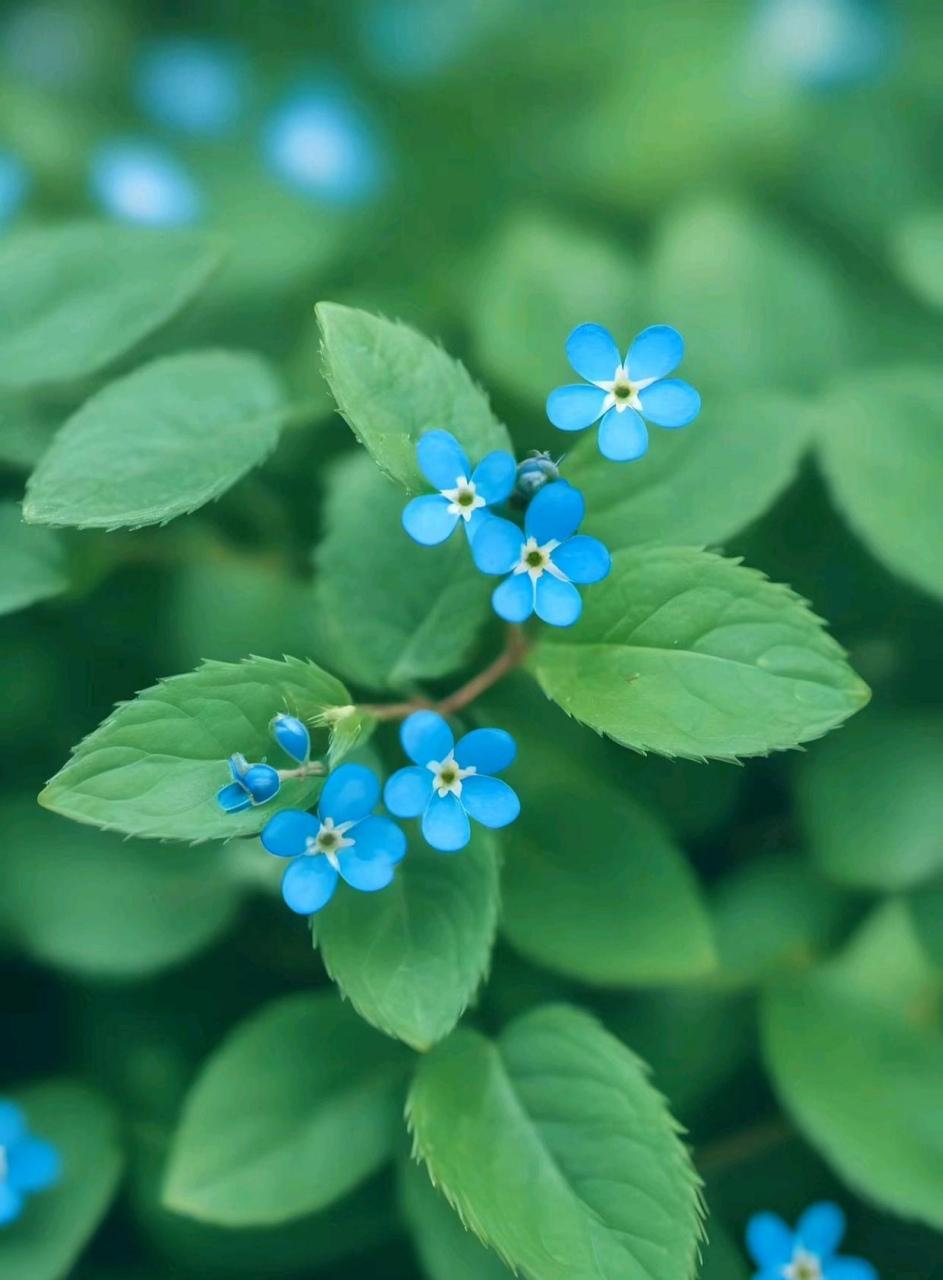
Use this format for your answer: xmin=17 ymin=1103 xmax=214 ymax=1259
xmin=0 ymin=1101 xmax=61 ymax=1227
xmin=746 ymin=1202 xmax=877 ymax=1280
xmin=216 ymin=713 xmax=313 ymax=813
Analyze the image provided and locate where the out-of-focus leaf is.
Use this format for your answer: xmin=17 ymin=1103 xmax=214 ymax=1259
xmin=909 ymin=881 xmax=943 ymax=973
xmin=890 ymin=209 xmax=943 ymax=311
xmin=0 ymin=501 xmax=67 ymax=615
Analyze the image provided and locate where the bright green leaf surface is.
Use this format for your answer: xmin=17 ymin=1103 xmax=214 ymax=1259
xmin=40 ymin=656 xmax=352 ymax=841
xmin=407 ymin=1005 xmax=704 ymax=1280
xmin=0 ymin=501 xmax=67 ymax=615
xmin=528 ymin=547 xmax=869 ymax=761
xmin=312 ymin=452 xmax=493 ymax=692
xmin=0 ymin=1081 xmax=123 ymax=1280
xmin=315 ymin=829 xmax=500 ymax=1051
xmin=0 ymin=223 xmax=222 ymax=390
xmin=399 ymin=1156 xmax=510 ymax=1280
xmin=23 ymin=351 xmax=287 ymax=529
xmin=890 ymin=209 xmax=943 ymax=311
xmin=316 ymin=302 xmax=512 ymax=491
xmin=163 ymin=993 xmax=411 ymax=1226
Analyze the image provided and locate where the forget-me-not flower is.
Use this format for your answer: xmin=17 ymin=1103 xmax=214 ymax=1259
xmin=136 ymin=38 xmax=247 ymax=137
xmin=547 ymin=322 xmax=700 ymax=462
xmin=384 ymin=710 xmax=519 ymax=852
xmin=402 ymin=429 xmax=516 ymax=546
xmin=271 ymin=713 xmax=310 ymax=765
xmin=217 ymin=753 xmax=280 ymax=814
xmin=0 ymin=1100 xmax=61 ymax=1227
xmin=746 ymin=1202 xmax=877 ymax=1280
xmin=470 ymin=480 xmax=610 ymax=627
xmin=90 ymin=140 xmax=202 ymax=226
xmin=263 ymin=85 xmax=383 ymax=206
xmin=261 ymin=763 xmax=405 ymax=914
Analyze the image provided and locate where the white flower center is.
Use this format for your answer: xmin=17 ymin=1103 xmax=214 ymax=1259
xmin=783 ymin=1250 xmax=823 ymax=1280
xmin=440 ymin=475 xmax=486 ymax=522
xmin=595 ymin=364 xmax=653 ymax=414
xmin=304 ymin=817 xmax=355 ymax=870
xmin=427 ymin=750 xmax=476 ymax=799
xmin=512 ymin=535 xmax=568 ymax=584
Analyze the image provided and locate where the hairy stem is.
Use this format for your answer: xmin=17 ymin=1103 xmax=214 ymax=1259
xmin=277 ymin=761 xmax=327 ymax=782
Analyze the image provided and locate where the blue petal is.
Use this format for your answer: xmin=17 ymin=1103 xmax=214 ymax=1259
xmin=281 ymin=856 xmax=338 ymax=915
xmin=566 ymin=323 xmax=621 ymax=383
xmin=626 ymin=324 xmax=684 ymax=383
xmin=0 ymin=1103 xmax=25 ymax=1149
xmin=639 ymin=378 xmax=701 ymax=428
xmin=598 ymin=406 xmax=648 ymax=461
xmin=217 ymin=782 xmax=253 ymax=814
xmin=417 ymin=429 xmax=471 ymax=487
xmin=337 ymin=849 xmax=396 ymax=892
xmin=351 ymin=814 xmax=408 ymax=865
xmin=421 ymin=792 xmax=471 ymax=852
xmin=464 ymin=506 xmax=489 ymax=541
xmin=535 ymin=574 xmax=582 ymax=627
xmin=798 ymin=1203 xmax=845 ymax=1259
xmin=454 ymin=727 xmax=516 ymax=775
xmin=272 ymin=714 xmax=310 ymax=764
xmin=401 ymin=710 xmax=454 ymax=766
xmin=8 ymin=1138 xmax=61 ymax=1193
xmin=550 ymin=535 xmax=611 ymax=585
xmin=471 ymin=450 xmax=516 ymax=505
xmin=383 ymin=765 xmax=435 ymax=818
xmin=402 ymin=494 xmax=459 ymax=546
xmin=525 ymin=481 xmax=584 ymax=545
xmin=746 ymin=1213 xmax=795 ymax=1269
xmin=0 ymin=1183 xmax=22 ymax=1226
xmin=319 ymin=762 xmax=380 ymax=824
xmin=460 ymin=775 xmax=520 ymax=829
xmin=546 ymin=384 xmax=608 ymax=431
xmin=470 ymin=515 xmax=523 ymax=576
xmin=826 ymin=1259 xmax=879 ymax=1280
xmin=492 ymin=573 xmax=534 ymax=623
xmin=261 ymin=809 xmax=320 ymax=858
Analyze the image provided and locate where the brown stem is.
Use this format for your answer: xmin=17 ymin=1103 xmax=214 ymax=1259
xmin=696 ymin=1115 xmax=794 ymax=1179
xmin=277 ymin=761 xmax=327 ymax=782
xmin=359 ymin=625 xmax=529 ymax=723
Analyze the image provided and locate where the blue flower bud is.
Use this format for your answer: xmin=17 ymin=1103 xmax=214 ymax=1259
xmin=272 ymin=713 xmax=310 ymax=764
xmin=515 ymin=452 xmax=561 ymax=500
xmin=243 ymin=764 xmax=280 ymax=805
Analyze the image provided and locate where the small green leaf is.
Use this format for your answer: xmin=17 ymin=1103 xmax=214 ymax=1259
xmin=316 ymin=302 xmax=512 ymax=490
xmin=0 ymin=501 xmax=67 ymax=615
xmin=312 ymin=453 xmax=493 ymax=692
xmin=314 ymin=829 xmax=501 ymax=1051
xmin=0 ymin=223 xmax=222 ymax=390
xmin=23 ymin=351 xmax=287 ymax=530
xmin=399 ymin=1156 xmax=510 ymax=1280
xmin=0 ymin=801 xmax=244 ymax=978
xmin=407 ymin=1005 xmax=704 ymax=1280
xmin=0 ymin=1081 xmax=123 ymax=1280
xmin=816 ymin=367 xmax=943 ymax=602
xmin=40 ymin=655 xmax=354 ymax=841
xmin=528 ymin=546 xmax=869 ymax=761
xmin=162 ymin=992 xmax=411 ymax=1226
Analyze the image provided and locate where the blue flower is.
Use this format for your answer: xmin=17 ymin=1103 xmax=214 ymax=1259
xmin=271 ymin=713 xmax=310 ymax=765
xmin=90 ymin=140 xmax=202 ymax=226
xmin=261 ymin=763 xmax=405 ymax=914
xmin=547 ymin=323 xmax=700 ymax=462
xmin=470 ymin=480 xmax=610 ymax=627
xmin=746 ymin=1202 xmax=877 ymax=1280
xmin=0 ymin=1100 xmax=61 ymax=1227
xmin=262 ymin=85 xmax=383 ymax=206
xmin=746 ymin=0 xmax=894 ymax=91
xmin=383 ymin=710 xmax=519 ymax=852
xmin=217 ymin=753 xmax=280 ymax=814
xmin=136 ymin=38 xmax=247 ymax=137
xmin=402 ymin=430 xmax=516 ymax=547
xmin=0 ymin=151 xmax=28 ymax=228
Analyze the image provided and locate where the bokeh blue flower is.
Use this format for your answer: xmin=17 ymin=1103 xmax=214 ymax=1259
xmin=746 ymin=1202 xmax=877 ymax=1280
xmin=135 ymin=38 xmax=246 ymax=136
xmin=402 ymin=429 xmax=516 ymax=547
xmin=384 ymin=710 xmax=519 ymax=852
xmin=90 ymin=140 xmax=202 ymax=226
xmin=262 ymin=85 xmax=383 ymax=206
xmin=217 ymin=753 xmax=280 ymax=814
xmin=547 ymin=322 xmax=700 ymax=462
xmin=0 ymin=1100 xmax=61 ymax=1227
xmin=470 ymin=480 xmax=610 ymax=627
xmin=0 ymin=151 xmax=28 ymax=228
xmin=261 ymin=763 xmax=405 ymax=914
xmin=746 ymin=0 xmax=893 ymax=90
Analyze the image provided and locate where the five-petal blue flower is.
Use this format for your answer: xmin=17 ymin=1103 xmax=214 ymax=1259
xmin=403 ymin=430 xmax=516 ymax=547
xmin=0 ymin=1101 xmax=61 ymax=1227
xmin=547 ymin=322 xmax=700 ymax=462
xmin=470 ymin=480 xmax=610 ymax=627
xmin=261 ymin=763 xmax=405 ymax=914
xmin=383 ymin=710 xmax=520 ymax=852
xmin=217 ymin=753 xmax=280 ymax=814
xmin=746 ymin=1202 xmax=877 ymax=1280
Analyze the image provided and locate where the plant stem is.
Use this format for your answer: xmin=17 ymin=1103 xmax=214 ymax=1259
xmin=277 ymin=761 xmax=327 ymax=782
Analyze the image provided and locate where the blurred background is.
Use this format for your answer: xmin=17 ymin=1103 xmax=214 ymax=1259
xmin=1 ymin=0 xmax=942 ymax=1277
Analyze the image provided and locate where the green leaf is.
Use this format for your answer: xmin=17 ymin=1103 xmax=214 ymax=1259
xmin=0 ymin=501 xmax=67 ymax=615
xmin=0 ymin=801 xmax=244 ymax=978
xmin=798 ymin=710 xmax=943 ymax=891
xmin=528 ymin=546 xmax=869 ymax=761
xmin=312 ymin=453 xmax=493 ymax=692
xmin=890 ymin=209 xmax=943 ymax=311
xmin=761 ymin=902 xmax=943 ymax=1231
xmin=0 ymin=1081 xmax=123 ymax=1280
xmin=399 ymin=1156 xmax=510 ymax=1280
xmin=468 ymin=210 xmax=640 ymax=405
xmin=315 ymin=829 xmax=500 ymax=1052
xmin=407 ymin=1005 xmax=704 ymax=1280
xmin=162 ymin=992 xmax=411 ymax=1226
xmin=909 ymin=882 xmax=943 ymax=972
xmin=23 ymin=351 xmax=287 ymax=530
xmin=316 ymin=302 xmax=512 ymax=491
xmin=0 ymin=223 xmax=222 ymax=390
xmin=816 ymin=368 xmax=943 ymax=601
xmin=0 ymin=397 xmax=57 ymax=470
xmin=39 ymin=655 xmax=354 ymax=842
xmin=566 ymin=390 xmax=818 ymax=550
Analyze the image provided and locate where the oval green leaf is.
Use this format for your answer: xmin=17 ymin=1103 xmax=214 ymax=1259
xmin=0 ymin=502 xmax=67 ymax=615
